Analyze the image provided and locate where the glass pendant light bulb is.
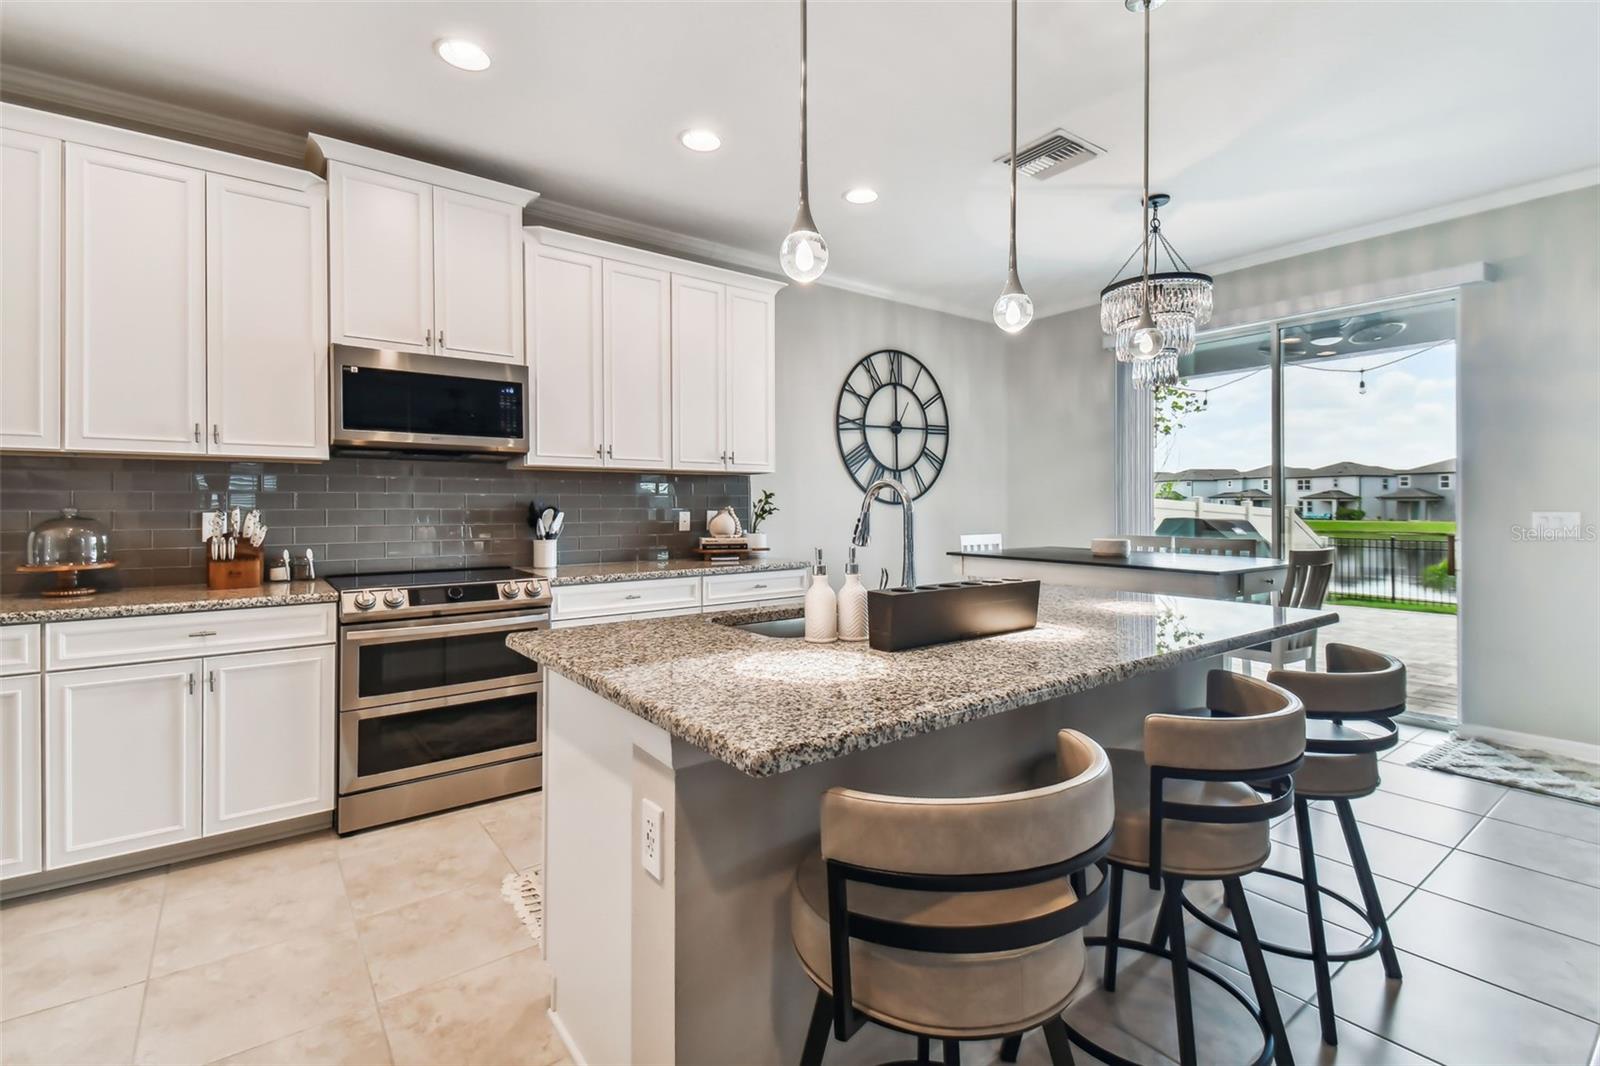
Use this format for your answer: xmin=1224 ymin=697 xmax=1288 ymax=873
xmin=780 ymin=220 xmax=829 ymax=283
xmin=1130 ymin=301 xmax=1161 ymax=356
xmin=993 ymin=289 xmax=1034 ymax=333
xmin=1358 ymin=373 xmax=1367 ymax=395
xmin=992 ymin=0 xmax=1032 ymax=334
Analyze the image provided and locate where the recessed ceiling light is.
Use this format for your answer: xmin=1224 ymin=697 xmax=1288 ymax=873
xmin=1310 ymin=335 xmax=1343 ymax=346
xmin=435 ymin=39 xmax=491 ymax=71
xmin=679 ymin=129 xmax=722 ymax=153
xmin=1316 ymin=349 xmax=1338 ymax=358
xmin=843 ymin=187 xmax=878 ymax=205
xmin=1281 ymin=334 xmax=1303 ymax=344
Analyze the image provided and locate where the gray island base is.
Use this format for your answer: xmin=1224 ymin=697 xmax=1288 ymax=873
xmin=508 ymin=587 xmax=1337 ymax=1065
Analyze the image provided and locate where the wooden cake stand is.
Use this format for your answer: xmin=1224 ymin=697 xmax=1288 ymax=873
xmin=15 ymin=561 xmax=118 ymax=597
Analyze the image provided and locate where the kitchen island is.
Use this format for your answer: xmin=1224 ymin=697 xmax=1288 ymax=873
xmin=952 ymin=545 xmax=1288 ymax=600
xmin=508 ymin=586 xmax=1336 ymax=1065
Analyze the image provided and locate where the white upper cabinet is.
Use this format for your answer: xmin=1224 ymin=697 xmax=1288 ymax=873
xmin=671 ymin=275 xmax=727 ymax=472
xmin=725 ymin=286 xmax=776 ymax=472
xmin=603 ymin=260 xmax=671 ymax=469
xmin=64 ymin=143 xmax=207 ymax=455
xmin=0 ymin=129 xmax=61 ymax=451
xmin=206 ymin=174 xmax=328 ymax=459
xmin=526 ymin=243 xmax=604 ymax=467
xmin=328 ymin=163 xmax=434 ymax=353
xmin=434 ymin=188 xmax=523 ymax=362
xmin=310 ymin=135 xmax=536 ymax=365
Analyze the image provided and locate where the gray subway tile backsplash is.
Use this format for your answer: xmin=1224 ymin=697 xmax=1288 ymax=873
xmin=0 ymin=455 xmax=748 ymax=593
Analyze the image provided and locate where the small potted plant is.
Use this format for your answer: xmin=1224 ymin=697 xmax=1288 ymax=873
xmin=746 ymin=490 xmax=778 ymax=550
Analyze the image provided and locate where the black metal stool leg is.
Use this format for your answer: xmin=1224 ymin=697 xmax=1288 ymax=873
xmin=1293 ymin=797 xmax=1338 ymax=1046
xmin=800 ymin=989 xmax=831 ymax=1066
xmin=1042 ymin=1016 xmax=1077 ymax=1066
xmin=916 ymin=1035 xmax=932 ymax=1065
xmin=1149 ymin=874 xmax=1176 ymax=954
xmin=1334 ymin=798 xmax=1402 ymax=980
xmin=1102 ymin=865 xmax=1125 ymax=991
xmin=1223 ymin=879 xmax=1294 ymax=1066
xmin=942 ymin=1038 xmax=961 ymax=1065
xmin=999 ymin=1033 xmax=1022 ymax=1061
xmin=1163 ymin=876 xmax=1198 ymax=1066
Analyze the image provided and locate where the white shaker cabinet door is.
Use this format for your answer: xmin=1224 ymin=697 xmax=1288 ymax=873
xmin=433 ymin=187 xmax=523 ymax=363
xmin=603 ymin=260 xmax=671 ymax=469
xmin=670 ymin=275 xmax=726 ymax=472
xmin=45 ymin=659 xmax=202 ymax=869
xmin=206 ymin=174 xmax=329 ymax=460
xmin=725 ymin=286 xmax=776 ymax=473
xmin=0 ymin=129 xmax=62 ymax=451
xmin=64 ymin=144 xmax=206 ymax=455
xmin=0 ymin=675 xmax=42 ymax=880
xmin=329 ymin=161 xmax=434 ymax=353
xmin=526 ymin=244 xmax=604 ymax=467
xmin=203 ymin=645 xmax=335 ymax=836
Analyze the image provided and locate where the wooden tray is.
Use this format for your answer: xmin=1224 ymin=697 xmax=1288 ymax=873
xmin=15 ymin=561 xmax=118 ymax=598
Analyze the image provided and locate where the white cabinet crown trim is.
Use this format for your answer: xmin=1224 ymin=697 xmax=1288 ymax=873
xmin=527 ymin=226 xmax=786 ymax=296
xmin=2 ymin=103 xmax=320 ymax=191
xmin=307 ymin=133 xmax=537 ymax=208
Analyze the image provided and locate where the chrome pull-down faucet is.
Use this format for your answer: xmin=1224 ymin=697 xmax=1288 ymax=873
xmin=851 ymin=477 xmax=916 ymax=590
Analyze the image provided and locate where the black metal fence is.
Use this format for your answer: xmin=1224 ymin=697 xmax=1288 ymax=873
xmin=1327 ymin=535 xmax=1458 ymax=607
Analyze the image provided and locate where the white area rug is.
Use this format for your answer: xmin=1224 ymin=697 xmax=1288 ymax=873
xmin=1413 ymin=734 xmax=1600 ymax=806
xmin=502 ymin=869 xmax=543 ymax=943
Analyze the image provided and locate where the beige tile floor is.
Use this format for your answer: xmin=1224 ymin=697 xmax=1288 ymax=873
xmin=5 ymin=735 xmax=1600 ymax=1066
xmin=0 ymin=792 xmax=560 ymax=1066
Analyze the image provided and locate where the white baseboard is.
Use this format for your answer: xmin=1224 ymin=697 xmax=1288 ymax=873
xmin=1456 ymin=724 xmax=1600 ymax=765
xmin=547 ymin=1007 xmax=585 ymax=1066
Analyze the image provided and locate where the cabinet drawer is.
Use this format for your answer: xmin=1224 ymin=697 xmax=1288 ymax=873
xmin=1239 ymin=568 xmax=1287 ymax=600
xmin=551 ymin=577 xmax=701 ymax=622
xmin=702 ymin=569 xmax=806 ymax=607
xmin=45 ymin=604 xmax=335 ymax=671
xmin=1 ymin=624 xmax=41 ymax=675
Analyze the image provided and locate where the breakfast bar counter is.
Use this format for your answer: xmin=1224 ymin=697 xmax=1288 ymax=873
xmin=951 ymin=545 xmax=1289 ymax=600
xmin=509 ymin=587 xmax=1337 ymax=1065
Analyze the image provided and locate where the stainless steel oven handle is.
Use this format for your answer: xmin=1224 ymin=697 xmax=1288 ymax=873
xmin=342 ymin=681 xmax=543 ymax=722
xmin=343 ymin=611 xmax=550 ymax=644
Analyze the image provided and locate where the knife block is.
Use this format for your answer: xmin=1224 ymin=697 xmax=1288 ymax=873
xmin=208 ymin=548 xmax=263 ymax=590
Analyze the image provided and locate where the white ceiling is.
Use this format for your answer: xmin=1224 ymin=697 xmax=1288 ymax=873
xmin=3 ymin=1 xmax=1596 ymax=320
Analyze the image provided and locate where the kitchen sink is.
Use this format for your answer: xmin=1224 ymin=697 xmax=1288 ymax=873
xmin=728 ymin=616 xmax=807 ymax=639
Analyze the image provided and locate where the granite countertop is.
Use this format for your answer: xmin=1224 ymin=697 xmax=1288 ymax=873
xmin=508 ymin=585 xmax=1338 ymax=777
xmin=0 ymin=581 xmax=338 ymax=625
xmin=951 ymin=545 xmax=1286 ymax=575
xmin=519 ymin=557 xmax=808 ymax=586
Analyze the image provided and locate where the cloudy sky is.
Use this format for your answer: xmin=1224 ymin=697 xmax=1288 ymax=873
xmin=1161 ymin=342 xmax=1456 ymax=473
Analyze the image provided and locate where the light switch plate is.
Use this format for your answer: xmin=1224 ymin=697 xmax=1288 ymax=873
xmin=678 ymin=511 xmax=691 ymax=532
xmin=640 ymin=799 xmax=664 ymax=881
xmin=705 ymin=510 xmax=717 ymax=527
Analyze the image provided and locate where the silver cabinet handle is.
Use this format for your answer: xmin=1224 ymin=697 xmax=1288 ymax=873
xmin=438 ymin=330 xmax=445 ymax=349
xmin=208 ymin=670 xmax=216 ymax=692
xmin=607 ymin=444 xmax=614 ymax=458
xmin=752 ymin=583 xmax=768 ymax=589
xmin=624 ymin=593 xmax=642 ymax=601
xmin=187 ymin=630 xmax=217 ymax=638
xmin=193 ymin=423 xmax=201 ymax=443
xmin=729 ymin=451 xmax=736 ymax=464
xmin=596 ymin=445 xmax=604 ymax=457
xmin=187 ymin=674 xmax=195 ymax=694
xmin=212 ymin=424 xmax=220 ymax=445
xmin=424 ymin=329 xmax=432 ymax=349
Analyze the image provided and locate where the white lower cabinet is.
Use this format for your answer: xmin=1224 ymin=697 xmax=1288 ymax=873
xmin=203 ymin=645 xmax=335 ymax=835
xmin=1 ymin=675 xmax=42 ymax=880
xmin=46 ymin=658 xmax=203 ymax=869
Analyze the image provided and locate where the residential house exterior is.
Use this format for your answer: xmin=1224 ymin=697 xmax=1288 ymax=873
xmin=1156 ymin=459 xmax=1457 ymax=520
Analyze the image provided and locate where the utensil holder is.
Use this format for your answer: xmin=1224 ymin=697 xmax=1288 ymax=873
xmin=208 ymin=549 xmax=263 ymax=590
xmin=533 ymin=540 xmax=557 ymax=569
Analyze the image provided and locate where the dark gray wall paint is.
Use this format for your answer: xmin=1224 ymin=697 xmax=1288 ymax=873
xmin=0 ymin=454 xmax=748 ymax=592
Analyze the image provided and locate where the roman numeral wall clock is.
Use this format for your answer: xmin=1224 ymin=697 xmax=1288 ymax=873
xmin=835 ymin=349 xmax=949 ymax=503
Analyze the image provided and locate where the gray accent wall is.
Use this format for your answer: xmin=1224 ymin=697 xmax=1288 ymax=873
xmin=0 ymin=454 xmax=748 ymax=592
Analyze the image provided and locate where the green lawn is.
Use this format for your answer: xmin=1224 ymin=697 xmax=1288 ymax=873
xmin=1307 ymin=519 xmax=1457 ymax=539
xmin=1326 ymin=594 xmax=1458 ymax=616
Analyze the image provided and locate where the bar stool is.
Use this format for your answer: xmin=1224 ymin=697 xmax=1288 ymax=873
xmin=1183 ymin=644 xmax=1407 ymax=1047
xmin=790 ymin=730 xmax=1115 ymax=1066
xmin=1088 ymin=671 xmax=1305 ymax=1066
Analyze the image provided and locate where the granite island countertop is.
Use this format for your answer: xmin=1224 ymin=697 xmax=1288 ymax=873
xmin=950 ymin=545 xmax=1286 ymax=576
xmin=519 ymin=557 xmax=808 ymax=586
xmin=508 ymin=585 xmax=1337 ymax=777
xmin=0 ymin=580 xmax=337 ymax=625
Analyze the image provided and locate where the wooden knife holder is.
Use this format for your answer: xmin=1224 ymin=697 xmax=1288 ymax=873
xmin=208 ymin=548 xmax=263 ymax=590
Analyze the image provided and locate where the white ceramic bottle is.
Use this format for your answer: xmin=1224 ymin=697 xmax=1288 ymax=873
xmin=803 ymin=548 xmax=838 ymax=643
xmin=837 ymin=546 xmax=868 ymax=642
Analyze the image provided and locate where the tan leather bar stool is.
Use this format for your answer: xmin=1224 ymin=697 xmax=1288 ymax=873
xmin=790 ymin=730 xmax=1115 ymax=1066
xmin=1183 ymin=644 xmax=1408 ymax=1048
xmin=1090 ymin=671 xmax=1305 ymax=1066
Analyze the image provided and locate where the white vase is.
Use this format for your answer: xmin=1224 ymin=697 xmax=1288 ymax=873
xmin=746 ymin=532 xmax=768 ymax=550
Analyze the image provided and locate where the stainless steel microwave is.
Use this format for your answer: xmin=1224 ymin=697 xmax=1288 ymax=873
xmin=330 ymin=345 xmax=528 ymax=456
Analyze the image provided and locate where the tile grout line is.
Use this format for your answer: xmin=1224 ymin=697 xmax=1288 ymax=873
xmin=130 ymin=864 xmax=172 ymax=1062
xmin=331 ymin=836 xmax=399 ymax=1066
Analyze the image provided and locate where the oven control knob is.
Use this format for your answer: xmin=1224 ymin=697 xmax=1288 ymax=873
xmin=382 ymin=591 xmax=406 ymax=609
xmin=521 ymin=580 xmax=544 ymax=598
xmin=498 ymin=582 xmax=521 ymax=600
xmin=352 ymin=592 xmax=376 ymax=611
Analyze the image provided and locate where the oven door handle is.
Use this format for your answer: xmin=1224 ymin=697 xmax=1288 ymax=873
xmin=342 ymin=611 xmax=550 ymax=645
xmin=342 ymin=681 xmax=544 ymax=722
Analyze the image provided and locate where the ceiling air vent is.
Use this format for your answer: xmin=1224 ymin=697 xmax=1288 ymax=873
xmin=995 ymin=128 xmax=1104 ymax=180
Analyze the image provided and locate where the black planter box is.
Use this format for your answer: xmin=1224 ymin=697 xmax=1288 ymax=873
xmin=866 ymin=578 xmax=1041 ymax=652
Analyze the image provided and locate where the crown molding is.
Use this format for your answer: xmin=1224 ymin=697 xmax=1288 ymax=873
xmin=0 ymin=65 xmax=305 ymax=164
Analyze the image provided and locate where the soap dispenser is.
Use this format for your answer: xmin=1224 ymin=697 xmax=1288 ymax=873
xmin=837 ymin=546 xmax=868 ymax=642
xmin=803 ymin=548 xmax=838 ymax=643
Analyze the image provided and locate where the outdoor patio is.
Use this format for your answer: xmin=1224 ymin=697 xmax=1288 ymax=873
xmin=1320 ymin=603 xmax=1459 ymax=721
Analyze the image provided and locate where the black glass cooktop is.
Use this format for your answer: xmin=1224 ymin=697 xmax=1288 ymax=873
xmin=324 ymin=567 xmax=524 ymax=591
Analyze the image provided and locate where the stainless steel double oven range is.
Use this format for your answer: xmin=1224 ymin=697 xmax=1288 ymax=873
xmin=328 ymin=567 xmax=550 ymax=833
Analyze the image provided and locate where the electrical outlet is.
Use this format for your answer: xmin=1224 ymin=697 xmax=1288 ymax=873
xmin=705 ymin=510 xmax=717 ymax=528
xmin=640 ymin=798 xmax=664 ymax=881
xmin=678 ymin=510 xmax=691 ymax=532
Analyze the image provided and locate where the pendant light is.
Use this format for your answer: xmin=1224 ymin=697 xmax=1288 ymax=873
xmin=992 ymin=0 xmax=1033 ymax=334
xmin=779 ymin=0 xmax=828 ymax=283
xmin=1100 ymin=0 xmax=1212 ymax=388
